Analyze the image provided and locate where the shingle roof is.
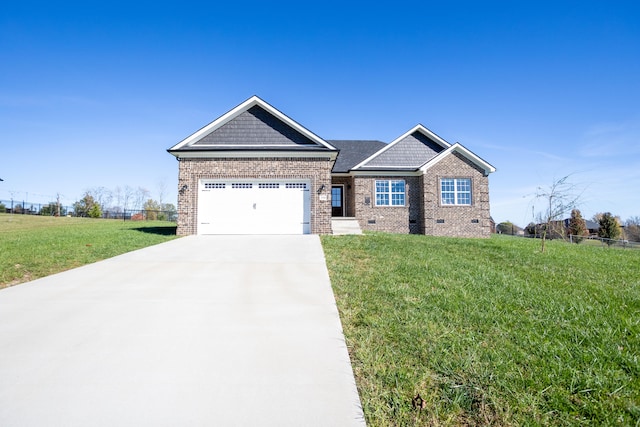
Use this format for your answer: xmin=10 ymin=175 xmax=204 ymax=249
xmin=168 ymin=96 xmax=337 ymax=154
xmin=328 ymin=140 xmax=387 ymax=173
xmin=585 ymin=220 xmax=600 ymax=230
xmin=359 ymin=131 xmax=445 ymax=169
xmin=193 ymin=106 xmax=317 ymax=147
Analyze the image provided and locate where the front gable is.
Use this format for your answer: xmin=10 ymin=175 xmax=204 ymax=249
xmin=420 ymin=143 xmax=496 ymax=176
xmin=168 ymin=96 xmax=336 ymax=156
xmin=353 ymin=125 xmax=450 ymax=171
xmin=195 ymin=106 xmax=318 ymax=147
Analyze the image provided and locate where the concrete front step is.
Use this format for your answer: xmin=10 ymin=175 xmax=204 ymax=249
xmin=331 ymin=217 xmax=363 ymax=235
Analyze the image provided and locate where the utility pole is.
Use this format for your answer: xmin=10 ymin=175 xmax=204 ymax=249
xmin=56 ymin=193 xmax=61 ymax=217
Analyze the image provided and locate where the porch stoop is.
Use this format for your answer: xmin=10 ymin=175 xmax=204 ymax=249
xmin=331 ymin=217 xmax=362 ymax=235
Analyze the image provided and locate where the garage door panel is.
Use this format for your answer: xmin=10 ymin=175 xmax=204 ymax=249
xmin=198 ymin=180 xmax=310 ymax=235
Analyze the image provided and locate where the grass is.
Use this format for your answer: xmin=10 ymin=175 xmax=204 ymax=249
xmin=321 ymin=233 xmax=640 ymax=426
xmin=0 ymin=213 xmax=178 ymax=288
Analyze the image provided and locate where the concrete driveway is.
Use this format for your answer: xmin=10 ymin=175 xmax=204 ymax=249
xmin=0 ymin=235 xmax=365 ymax=426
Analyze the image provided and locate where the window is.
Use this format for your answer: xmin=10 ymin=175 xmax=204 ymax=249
xmin=375 ymin=180 xmax=405 ymax=206
xmin=331 ymin=187 xmax=342 ymax=208
xmin=441 ymin=178 xmax=472 ymax=205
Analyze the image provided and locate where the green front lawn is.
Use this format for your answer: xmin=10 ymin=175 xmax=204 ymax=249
xmin=0 ymin=214 xmax=178 ymax=288
xmin=322 ymin=233 xmax=640 ymax=426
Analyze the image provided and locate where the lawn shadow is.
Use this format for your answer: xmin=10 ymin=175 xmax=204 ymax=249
xmin=132 ymin=226 xmax=177 ymax=236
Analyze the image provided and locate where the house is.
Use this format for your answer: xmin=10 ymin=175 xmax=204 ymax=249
xmin=168 ymin=96 xmax=496 ymax=237
xmin=562 ymin=218 xmax=600 ymax=236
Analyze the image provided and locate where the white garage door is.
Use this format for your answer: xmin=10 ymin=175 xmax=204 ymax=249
xmin=197 ymin=180 xmax=311 ymax=235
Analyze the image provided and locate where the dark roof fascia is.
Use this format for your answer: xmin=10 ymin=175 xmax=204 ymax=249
xmin=355 ymin=167 xmax=420 ymax=172
xmin=350 ymin=169 xmax=422 ymax=177
xmin=326 ymin=139 xmax=386 ymax=145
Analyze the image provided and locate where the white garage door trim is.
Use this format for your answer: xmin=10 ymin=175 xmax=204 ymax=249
xmin=197 ymin=179 xmax=311 ymax=235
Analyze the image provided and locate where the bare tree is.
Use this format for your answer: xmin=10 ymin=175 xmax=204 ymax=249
xmin=122 ymin=186 xmax=135 ymax=213
xmin=625 ymin=216 xmax=640 ymax=242
xmin=533 ymin=175 xmax=582 ymax=252
xmin=86 ymin=186 xmax=112 ymax=211
xmin=133 ymin=187 xmax=150 ymax=211
xmin=157 ymin=178 xmax=167 ymax=210
xmin=112 ymin=186 xmax=123 ymax=214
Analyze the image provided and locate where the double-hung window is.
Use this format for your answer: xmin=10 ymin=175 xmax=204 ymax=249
xmin=441 ymin=178 xmax=472 ymax=205
xmin=375 ymin=180 xmax=405 ymax=206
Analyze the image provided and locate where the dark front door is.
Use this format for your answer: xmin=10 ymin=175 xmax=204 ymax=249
xmin=331 ymin=185 xmax=344 ymax=217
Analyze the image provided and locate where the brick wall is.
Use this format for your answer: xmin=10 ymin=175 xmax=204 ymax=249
xmin=354 ymin=176 xmax=421 ymax=234
xmin=422 ymin=152 xmax=491 ymax=238
xmin=176 ymin=157 xmax=334 ymax=235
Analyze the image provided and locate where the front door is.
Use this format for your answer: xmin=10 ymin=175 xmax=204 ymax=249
xmin=331 ymin=185 xmax=344 ymax=217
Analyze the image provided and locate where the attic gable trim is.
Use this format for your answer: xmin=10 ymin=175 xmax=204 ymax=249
xmin=351 ymin=124 xmax=451 ymax=170
xmin=419 ymin=143 xmax=496 ymax=175
xmin=168 ymin=96 xmax=337 ymax=152
xmin=169 ymin=150 xmax=338 ymax=160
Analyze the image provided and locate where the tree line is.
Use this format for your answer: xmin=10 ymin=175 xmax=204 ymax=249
xmin=495 ymin=175 xmax=637 ymax=251
xmin=498 ymin=211 xmax=639 ymax=246
xmin=72 ymin=185 xmax=176 ymax=220
xmin=0 ymin=184 xmax=177 ymax=220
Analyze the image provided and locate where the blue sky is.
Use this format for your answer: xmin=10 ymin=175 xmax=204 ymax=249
xmin=1 ymin=1 xmax=639 ymax=225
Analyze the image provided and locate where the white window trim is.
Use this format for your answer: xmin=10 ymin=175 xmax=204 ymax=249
xmin=375 ymin=179 xmax=406 ymax=207
xmin=440 ymin=178 xmax=472 ymax=206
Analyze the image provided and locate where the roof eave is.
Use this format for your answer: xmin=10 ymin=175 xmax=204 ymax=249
xmin=168 ymin=149 xmax=338 ymax=160
xmin=419 ymin=143 xmax=496 ymax=175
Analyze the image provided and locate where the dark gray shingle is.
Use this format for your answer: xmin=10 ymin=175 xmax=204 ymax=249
xmin=362 ymin=131 xmax=445 ymax=168
xmin=194 ymin=105 xmax=317 ymax=146
xmin=328 ymin=140 xmax=387 ymax=173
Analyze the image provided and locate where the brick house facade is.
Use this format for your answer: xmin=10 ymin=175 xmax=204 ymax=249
xmin=168 ymin=96 xmax=495 ymax=237
xmin=176 ymin=157 xmax=334 ymax=235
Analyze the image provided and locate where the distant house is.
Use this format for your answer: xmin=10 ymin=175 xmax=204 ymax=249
xmin=585 ymin=220 xmax=600 ymax=235
xmin=168 ymin=96 xmax=496 ymax=237
xmin=563 ymin=218 xmax=600 ymax=236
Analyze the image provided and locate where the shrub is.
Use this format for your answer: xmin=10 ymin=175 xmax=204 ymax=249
xmin=88 ymin=203 xmax=102 ymax=218
xmin=598 ymin=212 xmax=621 ymax=245
xmin=568 ymin=209 xmax=587 ymax=243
